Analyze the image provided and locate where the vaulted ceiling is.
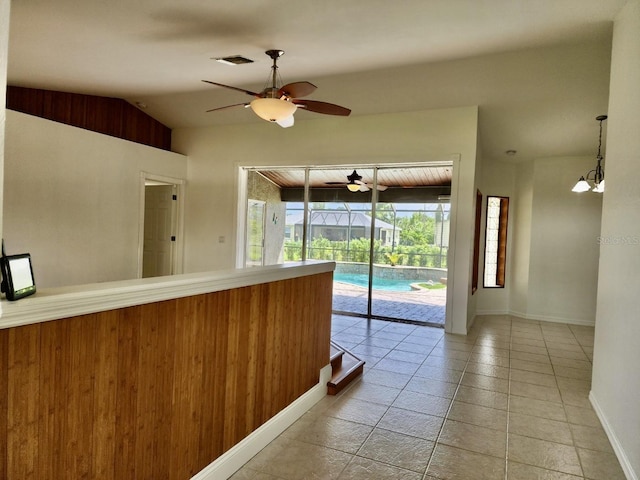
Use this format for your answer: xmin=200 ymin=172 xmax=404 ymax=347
xmin=7 ymin=0 xmax=626 ymax=162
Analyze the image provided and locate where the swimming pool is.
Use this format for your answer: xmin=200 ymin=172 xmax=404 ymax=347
xmin=334 ymin=272 xmax=420 ymax=292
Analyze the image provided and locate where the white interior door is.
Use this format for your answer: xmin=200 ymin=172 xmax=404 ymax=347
xmin=143 ymin=184 xmax=176 ymax=277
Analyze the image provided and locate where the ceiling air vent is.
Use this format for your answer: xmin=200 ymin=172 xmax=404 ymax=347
xmin=213 ymin=55 xmax=254 ymax=66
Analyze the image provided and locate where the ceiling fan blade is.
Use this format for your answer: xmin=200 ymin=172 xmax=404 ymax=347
xmin=206 ymin=103 xmax=249 ymax=113
xmin=376 ymin=185 xmax=389 ymax=191
xmin=325 ymin=181 xmax=347 ymax=185
xmin=279 ymin=81 xmax=317 ymax=99
xmin=276 ymin=115 xmax=295 ymax=128
xmin=293 ymin=99 xmax=351 ymax=116
xmin=202 ymin=80 xmax=262 ymax=97
xmin=359 ymin=184 xmax=370 ymax=192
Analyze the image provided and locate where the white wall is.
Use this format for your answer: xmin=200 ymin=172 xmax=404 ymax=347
xmin=475 ymin=158 xmax=516 ymax=314
xmin=510 ymin=162 xmax=533 ymax=316
xmin=173 ymin=106 xmax=479 ymax=334
xmin=592 ymin=1 xmax=640 ymax=478
xmin=4 ymin=111 xmax=188 ymax=288
xmin=527 ymin=157 xmax=603 ymax=324
xmin=0 ymin=0 xmax=9 ymax=244
xmin=477 ymin=156 xmax=603 ymax=325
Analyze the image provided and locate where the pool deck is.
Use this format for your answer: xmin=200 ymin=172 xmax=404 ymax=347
xmin=332 ymin=281 xmax=446 ymax=326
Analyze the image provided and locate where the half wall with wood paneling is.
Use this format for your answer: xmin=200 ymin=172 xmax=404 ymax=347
xmin=0 ymin=272 xmax=333 ymax=480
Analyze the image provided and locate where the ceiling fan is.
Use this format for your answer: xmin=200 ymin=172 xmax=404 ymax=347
xmin=203 ymin=49 xmax=351 ymax=128
xmin=325 ymin=170 xmax=388 ymax=192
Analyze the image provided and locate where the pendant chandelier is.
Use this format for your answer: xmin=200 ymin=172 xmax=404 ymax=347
xmin=572 ymin=115 xmax=607 ymax=193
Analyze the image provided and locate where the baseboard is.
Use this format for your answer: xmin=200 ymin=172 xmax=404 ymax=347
xmin=191 ymin=364 xmax=333 ymax=480
xmin=589 ymin=391 xmax=638 ymax=480
xmin=474 ymin=310 xmax=595 ymax=327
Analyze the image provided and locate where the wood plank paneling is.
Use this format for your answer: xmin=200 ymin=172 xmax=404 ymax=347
xmin=0 ymin=272 xmax=332 ymax=479
xmin=6 ymin=86 xmax=171 ymax=151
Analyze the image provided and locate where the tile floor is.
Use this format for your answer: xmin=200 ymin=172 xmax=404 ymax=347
xmin=231 ymin=315 xmax=626 ymax=480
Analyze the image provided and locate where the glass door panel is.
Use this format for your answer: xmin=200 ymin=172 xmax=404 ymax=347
xmin=370 ymin=166 xmax=450 ymax=326
xmin=306 ymin=168 xmax=374 ymax=317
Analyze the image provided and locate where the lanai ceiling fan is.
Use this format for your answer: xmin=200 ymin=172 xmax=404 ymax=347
xmin=325 ymin=170 xmax=388 ymax=192
xmin=203 ymin=49 xmax=351 ymax=128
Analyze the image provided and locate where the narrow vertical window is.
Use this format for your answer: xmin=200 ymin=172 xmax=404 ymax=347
xmin=484 ymin=196 xmax=509 ymax=288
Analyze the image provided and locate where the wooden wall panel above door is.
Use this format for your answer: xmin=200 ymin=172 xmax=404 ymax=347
xmin=6 ymin=86 xmax=171 ymax=151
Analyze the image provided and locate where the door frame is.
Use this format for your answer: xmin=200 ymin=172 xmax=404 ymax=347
xmin=137 ymin=172 xmax=186 ymax=278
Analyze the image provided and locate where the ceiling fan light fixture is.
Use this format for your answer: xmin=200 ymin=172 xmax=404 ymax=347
xmin=250 ymin=98 xmax=297 ymax=122
xmin=347 ymin=183 xmax=361 ymax=192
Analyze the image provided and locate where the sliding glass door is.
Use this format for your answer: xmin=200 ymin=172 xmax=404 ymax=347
xmin=243 ymin=164 xmax=451 ymax=326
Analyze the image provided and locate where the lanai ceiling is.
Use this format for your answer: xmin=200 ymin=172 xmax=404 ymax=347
xmin=7 ymin=0 xmax=626 ymax=162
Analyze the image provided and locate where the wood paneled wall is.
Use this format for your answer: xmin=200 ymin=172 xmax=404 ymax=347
xmin=0 ymin=273 xmax=333 ymax=480
xmin=6 ymin=86 xmax=172 ymax=151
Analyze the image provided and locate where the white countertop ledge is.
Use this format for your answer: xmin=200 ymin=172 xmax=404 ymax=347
xmin=0 ymin=261 xmax=335 ymax=330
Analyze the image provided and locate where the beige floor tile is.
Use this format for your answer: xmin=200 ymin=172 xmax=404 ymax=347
xmin=506 ymin=461 xmax=582 ymax=479
xmin=510 ymin=368 xmax=557 ymax=388
xmin=468 ymin=352 xmax=511 ymax=367
xmin=464 ymin=361 xmax=510 ymax=379
xmin=570 ymin=423 xmax=614 ymax=452
xmin=473 ymin=344 xmax=510 ymax=358
xmin=508 ymin=412 xmax=573 ymax=445
xmin=329 ymin=397 xmax=389 ymax=427
xmin=342 ymin=380 xmax=402 ymax=406
xmin=555 ymin=376 xmax=591 ymax=393
xmin=338 ymin=456 xmax=422 ymax=480
xmin=374 ymin=358 xmax=420 ymax=375
xmin=510 ymin=343 xmax=549 ymax=355
xmin=392 ymin=390 xmax=451 ymax=417
xmin=404 ymin=376 xmax=458 ymax=399
xmin=510 ymin=380 xmax=562 ymax=403
xmin=547 ymin=348 xmax=589 ymax=361
xmin=510 ymin=358 xmax=555 ymax=375
xmin=564 ymin=405 xmax=602 ymax=428
xmin=230 ymin=467 xmax=286 ymax=479
xmin=550 ymin=356 xmax=592 ymax=370
xmin=415 ymin=364 xmax=464 ymax=383
xmin=356 ymin=428 xmax=434 ymax=473
xmin=553 ymin=365 xmax=592 ymax=381
xmin=396 ymin=340 xmax=438 ymax=353
xmin=290 ymin=415 xmax=373 ymax=454
xmin=461 ymin=372 xmax=509 ymax=393
xmin=386 ymin=349 xmax=429 ymax=364
xmin=421 ymin=355 xmax=468 ymax=372
xmin=438 ymin=419 xmax=506 ymax=458
xmin=429 ymin=347 xmax=472 ymax=361
xmin=511 ymin=337 xmax=547 ymax=348
xmin=245 ymin=437 xmax=353 ymax=480
xmin=447 ymin=400 xmax=507 ymax=431
xmin=577 ymin=448 xmax=627 ymax=480
xmin=439 ymin=338 xmax=476 ymax=350
xmin=558 ymin=389 xmax=592 ymax=409
xmin=511 ymin=350 xmax=552 ymax=364
xmin=509 ymin=395 xmax=567 ymax=422
xmin=544 ymin=334 xmax=580 ymax=345
xmin=476 ymin=338 xmax=511 ymax=350
xmin=427 ymin=444 xmax=505 ymax=480
xmin=378 ymin=407 xmax=444 ymax=441
xmin=455 ymin=385 xmax=508 ymax=410
xmin=364 ymin=368 xmax=412 ymax=390
xmin=545 ymin=341 xmax=583 ymax=352
xmin=508 ymin=434 xmax=582 ymax=476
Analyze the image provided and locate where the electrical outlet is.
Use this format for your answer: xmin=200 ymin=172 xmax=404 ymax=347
xmin=218 ymin=236 xmax=225 ymax=243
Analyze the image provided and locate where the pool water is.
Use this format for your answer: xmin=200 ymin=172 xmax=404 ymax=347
xmin=334 ymin=272 xmax=419 ymax=292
